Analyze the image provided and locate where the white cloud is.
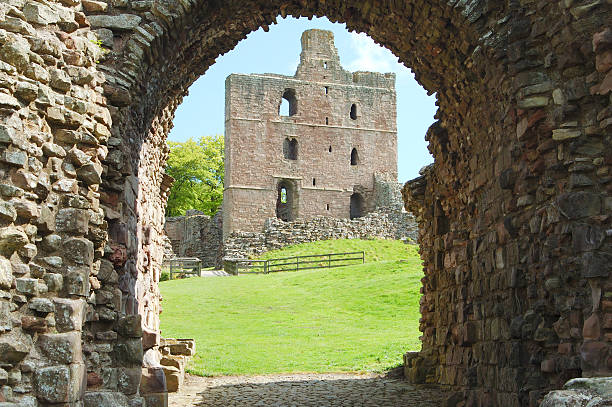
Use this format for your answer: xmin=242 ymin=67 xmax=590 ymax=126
xmin=347 ymin=32 xmax=400 ymax=73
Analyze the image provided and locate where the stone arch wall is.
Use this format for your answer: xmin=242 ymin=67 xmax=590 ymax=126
xmin=0 ymin=1 xmax=608 ymax=406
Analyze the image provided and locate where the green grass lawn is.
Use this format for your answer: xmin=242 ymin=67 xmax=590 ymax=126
xmin=159 ymin=239 xmax=423 ymax=376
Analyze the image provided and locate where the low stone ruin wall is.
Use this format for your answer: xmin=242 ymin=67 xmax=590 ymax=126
xmin=224 ymin=210 xmax=418 ymax=259
xmin=164 ymin=211 xmax=223 ymax=268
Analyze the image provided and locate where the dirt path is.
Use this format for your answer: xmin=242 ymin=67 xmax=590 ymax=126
xmin=169 ymin=373 xmax=449 ymax=406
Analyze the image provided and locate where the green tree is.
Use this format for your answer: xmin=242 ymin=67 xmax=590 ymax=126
xmin=165 ymin=135 xmax=224 ymax=217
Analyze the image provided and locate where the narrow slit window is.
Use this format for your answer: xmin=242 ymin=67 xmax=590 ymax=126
xmin=325 ymin=117 xmax=329 ymax=125
xmin=326 ymin=204 xmax=330 ymax=211
xmin=350 ymin=104 xmax=357 ymax=120
xmin=325 ymin=86 xmax=329 ymax=94
xmin=328 ymin=146 xmax=332 ymax=153
xmin=350 ymin=148 xmax=359 ymax=166
xmin=312 ymin=178 xmax=316 ymax=186
xmin=324 ymin=61 xmax=328 ymax=69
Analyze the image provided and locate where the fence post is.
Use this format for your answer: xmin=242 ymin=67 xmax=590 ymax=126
xmin=362 ymin=251 xmax=365 ymax=264
xmin=328 ymin=254 xmax=331 ymax=268
xmin=265 ymin=260 xmax=268 ymax=274
xmin=296 ymin=256 xmax=299 ymax=271
xmin=170 ymin=261 xmax=173 ymax=280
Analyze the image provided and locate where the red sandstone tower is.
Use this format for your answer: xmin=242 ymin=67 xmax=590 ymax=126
xmin=223 ymin=29 xmax=398 ymax=238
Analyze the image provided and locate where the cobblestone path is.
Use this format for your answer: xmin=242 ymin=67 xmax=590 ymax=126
xmin=169 ymin=373 xmax=449 ymax=406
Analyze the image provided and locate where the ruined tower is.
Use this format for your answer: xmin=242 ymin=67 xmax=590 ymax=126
xmin=223 ymin=29 xmax=397 ymax=238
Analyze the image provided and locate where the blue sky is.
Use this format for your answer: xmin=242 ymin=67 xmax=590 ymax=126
xmin=168 ymin=16 xmax=436 ymax=183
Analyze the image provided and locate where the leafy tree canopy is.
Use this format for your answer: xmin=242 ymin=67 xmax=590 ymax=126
xmin=165 ymin=135 xmax=224 ymax=217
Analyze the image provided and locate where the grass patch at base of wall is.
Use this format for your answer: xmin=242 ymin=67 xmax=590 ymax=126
xmin=160 ymin=239 xmax=423 ymax=376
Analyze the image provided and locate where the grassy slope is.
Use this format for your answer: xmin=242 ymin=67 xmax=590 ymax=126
xmin=160 ymin=239 xmax=423 ymax=376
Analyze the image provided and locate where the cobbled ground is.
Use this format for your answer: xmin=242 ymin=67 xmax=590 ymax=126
xmin=169 ymin=373 xmax=449 ymax=406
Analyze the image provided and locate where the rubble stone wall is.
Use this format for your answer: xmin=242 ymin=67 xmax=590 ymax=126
xmin=224 ymin=210 xmax=418 ymax=259
xmin=0 ymin=0 xmax=608 ymax=406
xmin=164 ymin=210 xmax=223 ymax=268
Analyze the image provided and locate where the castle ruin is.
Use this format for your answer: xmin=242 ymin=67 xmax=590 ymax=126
xmin=223 ymin=29 xmax=398 ymax=238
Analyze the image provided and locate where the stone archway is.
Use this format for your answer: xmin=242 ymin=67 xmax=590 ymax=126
xmin=0 ymin=1 xmax=609 ymax=406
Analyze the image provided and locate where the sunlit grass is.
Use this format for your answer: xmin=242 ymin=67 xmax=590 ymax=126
xmin=160 ymin=239 xmax=423 ymax=376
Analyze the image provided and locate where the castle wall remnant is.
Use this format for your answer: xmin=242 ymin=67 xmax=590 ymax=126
xmin=164 ymin=210 xmax=223 ymax=268
xmin=224 ymin=209 xmax=418 ymax=260
xmin=0 ymin=0 xmax=608 ymax=406
xmin=223 ymin=29 xmax=397 ymax=238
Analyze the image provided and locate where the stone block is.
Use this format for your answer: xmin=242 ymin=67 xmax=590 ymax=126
xmin=113 ymin=339 xmax=143 ymax=367
xmin=0 ymin=258 xmax=12 ymax=290
xmin=28 ymin=298 xmax=54 ymax=313
xmin=0 ymin=300 xmax=10 ymax=332
xmin=0 ymin=202 xmax=17 ymax=223
xmin=88 ymin=15 xmax=142 ymax=31
xmin=21 ymin=315 xmax=48 ymax=333
xmin=55 ymin=208 xmax=89 ymax=235
xmin=83 ymin=391 xmax=129 ymax=407
xmin=582 ymin=252 xmax=611 ymax=278
xmin=117 ymin=367 xmax=141 ymax=395
xmin=34 ymin=363 xmax=86 ymax=403
xmin=43 ymin=273 xmax=63 ymax=292
xmin=140 ymin=367 xmax=166 ymax=394
xmin=557 ymin=192 xmax=602 ymax=219
xmin=37 ymin=332 xmax=82 ymax=364
xmin=63 ymin=237 xmax=94 ymax=266
xmin=143 ymin=392 xmax=168 ymax=407
xmin=117 ymin=314 xmax=142 ymax=338
xmin=162 ymin=365 xmax=181 ymax=393
xmin=0 ymin=227 xmax=28 ymax=257
xmin=53 ymin=298 xmax=86 ymax=332
xmin=0 ymin=151 xmax=27 ymax=167
xmin=142 ymin=327 xmax=160 ymax=350
xmin=0 ymin=331 xmax=31 ymax=365
xmin=15 ymin=278 xmax=38 ymax=296
xmin=63 ymin=267 xmax=90 ymax=297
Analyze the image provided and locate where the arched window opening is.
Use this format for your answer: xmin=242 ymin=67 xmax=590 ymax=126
xmin=324 ymin=86 xmax=329 ymax=94
xmin=350 ymin=193 xmax=364 ymax=220
xmin=350 ymin=148 xmax=359 ymax=166
xmin=324 ymin=61 xmax=328 ymax=69
xmin=350 ymin=104 xmax=357 ymax=120
xmin=283 ymin=137 xmax=298 ymax=160
xmin=276 ymin=180 xmax=296 ymax=222
xmin=279 ymin=89 xmax=297 ymax=116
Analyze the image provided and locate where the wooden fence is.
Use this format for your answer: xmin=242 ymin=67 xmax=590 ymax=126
xmin=224 ymin=251 xmax=365 ymax=275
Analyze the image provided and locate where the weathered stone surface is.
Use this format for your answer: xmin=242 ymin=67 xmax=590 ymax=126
xmin=53 ymin=298 xmax=86 ymax=332
xmin=55 ymin=208 xmax=89 ymax=234
xmin=0 ymin=331 xmax=31 ymax=364
xmin=0 ymin=258 xmax=12 ymax=290
xmin=29 ymin=297 xmax=54 ymax=313
xmin=117 ymin=315 xmax=142 ymax=338
xmin=38 ymin=332 xmax=82 ymax=364
xmin=63 ymin=237 xmax=94 ymax=266
xmin=87 ymin=15 xmax=142 ymax=31
xmin=15 ymin=278 xmax=38 ymax=296
xmin=34 ymin=363 xmax=85 ymax=403
xmin=83 ymin=391 xmax=129 ymax=407
xmin=113 ymin=339 xmax=144 ymax=367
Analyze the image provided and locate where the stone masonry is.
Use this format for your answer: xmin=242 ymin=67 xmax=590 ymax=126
xmin=0 ymin=1 xmax=608 ymax=407
xmin=164 ymin=210 xmax=223 ymax=268
xmin=223 ymin=29 xmax=397 ymax=238
xmin=224 ymin=209 xmax=418 ymax=260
